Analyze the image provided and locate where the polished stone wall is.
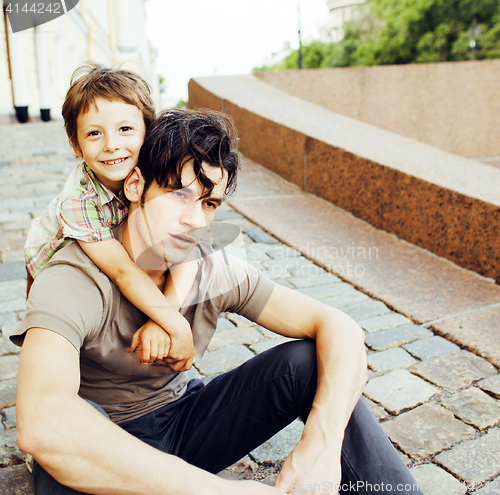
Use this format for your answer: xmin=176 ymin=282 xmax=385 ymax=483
xmin=255 ymin=61 xmax=500 ymax=160
xmin=188 ymin=74 xmax=500 ymax=283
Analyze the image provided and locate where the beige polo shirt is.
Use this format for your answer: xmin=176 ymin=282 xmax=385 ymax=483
xmin=11 ymin=241 xmax=275 ymax=424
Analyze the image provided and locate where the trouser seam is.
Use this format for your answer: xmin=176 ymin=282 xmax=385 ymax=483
xmin=341 ymin=449 xmax=367 ymax=494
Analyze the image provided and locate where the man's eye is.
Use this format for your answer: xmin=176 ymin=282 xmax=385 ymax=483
xmin=204 ymin=202 xmax=217 ymax=210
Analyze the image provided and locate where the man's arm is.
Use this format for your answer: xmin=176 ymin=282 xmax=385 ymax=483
xmin=255 ymin=284 xmax=367 ymax=494
xmin=16 ymin=328 xmax=285 ymax=495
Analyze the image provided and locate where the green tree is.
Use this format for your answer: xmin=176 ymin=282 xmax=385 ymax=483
xmin=478 ymin=9 xmax=500 ymax=58
xmin=356 ymin=0 xmax=500 ymax=64
xmin=158 ymin=75 xmax=167 ymax=94
xmin=254 ymin=41 xmax=339 ymax=71
xmin=255 ymin=0 xmax=500 ymax=72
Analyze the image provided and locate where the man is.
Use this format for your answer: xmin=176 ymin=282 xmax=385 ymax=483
xmin=13 ymin=109 xmax=422 ymax=494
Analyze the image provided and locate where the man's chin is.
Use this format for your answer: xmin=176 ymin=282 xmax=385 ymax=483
xmin=135 ymin=242 xmax=198 ymax=270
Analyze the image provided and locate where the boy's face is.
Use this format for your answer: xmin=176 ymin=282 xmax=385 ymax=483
xmin=74 ymin=97 xmax=146 ymax=194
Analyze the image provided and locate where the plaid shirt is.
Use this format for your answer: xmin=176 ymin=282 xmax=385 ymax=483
xmin=25 ymin=162 xmax=128 ymax=278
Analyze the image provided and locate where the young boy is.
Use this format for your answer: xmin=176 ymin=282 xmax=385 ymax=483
xmin=24 ymin=64 xmax=196 ymax=370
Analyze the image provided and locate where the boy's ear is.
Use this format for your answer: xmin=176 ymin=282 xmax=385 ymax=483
xmin=123 ymin=167 xmax=145 ymax=203
xmin=71 ymin=141 xmax=83 ymax=158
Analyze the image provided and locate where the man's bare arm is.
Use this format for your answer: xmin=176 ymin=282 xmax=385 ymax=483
xmin=255 ymin=284 xmax=367 ymax=493
xmin=16 ymin=328 xmax=285 ymax=495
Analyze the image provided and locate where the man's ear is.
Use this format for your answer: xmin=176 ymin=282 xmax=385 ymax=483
xmin=123 ymin=167 xmax=145 ymax=202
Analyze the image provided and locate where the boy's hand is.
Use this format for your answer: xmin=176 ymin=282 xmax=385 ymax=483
xmin=128 ymin=320 xmax=172 ymax=364
xmin=128 ymin=312 xmax=194 ymax=370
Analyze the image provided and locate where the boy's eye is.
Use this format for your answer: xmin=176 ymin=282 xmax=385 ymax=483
xmin=87 ymin=130 xmax=100 ymax=137
xmin=172 ymin=191 xmax=187 ymax=200
xmin=120 ymin=126 xmax=133 ymax=132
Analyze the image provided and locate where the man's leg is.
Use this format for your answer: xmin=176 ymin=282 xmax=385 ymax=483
xmin=170 ymin=339 xmax=318 ymax=472
xmin=339 ymin=398 xmax=422 ymax=494
xmin=169 ymin=340 xmax=422 ymax=494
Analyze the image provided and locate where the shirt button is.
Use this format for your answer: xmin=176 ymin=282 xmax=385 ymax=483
xmin=118 ymin=203 xmax=125 ymax=210
xmin=91 ymin=233 xmax=99 ymax=241
xmin=80 ymin=178 xmax=87 ymax=186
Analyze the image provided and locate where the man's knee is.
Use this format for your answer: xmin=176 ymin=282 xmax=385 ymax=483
xmin=263 ymin=339 xmax=318 ymax=403
xmin=264 ymin=339 xmax=316 ymax=375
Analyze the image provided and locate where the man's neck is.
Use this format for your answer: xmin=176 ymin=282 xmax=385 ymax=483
xmin=120 ymin=218 xmax=169 ymax=291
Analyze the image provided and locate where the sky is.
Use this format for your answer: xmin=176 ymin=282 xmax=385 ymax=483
xmin=145 ymin=0 xmax=329 ymax=105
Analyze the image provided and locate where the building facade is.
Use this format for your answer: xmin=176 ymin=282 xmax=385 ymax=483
xmin=1 ymin=0 xmax=158 ymax=123
xmin=319 ymin=0 xmax=366 ymax=43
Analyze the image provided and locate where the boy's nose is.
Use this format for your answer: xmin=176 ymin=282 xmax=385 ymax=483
xmin=103 ymin=137 xmax=119 ymax=152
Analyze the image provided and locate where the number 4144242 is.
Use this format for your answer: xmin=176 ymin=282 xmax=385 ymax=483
xmin=5 ymin=3 xmax=62 ymax=14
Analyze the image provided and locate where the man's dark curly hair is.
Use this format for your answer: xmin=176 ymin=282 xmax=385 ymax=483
xmin=138 ymin=108 xmax=240 ymax=202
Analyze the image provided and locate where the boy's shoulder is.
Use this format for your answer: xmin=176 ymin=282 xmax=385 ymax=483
xmin=48 ymin=241 xmax=111 ymax=284
xmin=61 ymin=162 xmax=118 ymax=207
xmin=58 ymin=162 xmax=93 ymax=199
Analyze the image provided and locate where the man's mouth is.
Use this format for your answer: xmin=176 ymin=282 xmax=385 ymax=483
xmin=101 ymin=157 xmax=128 ymax=166
xmin=170 ymin=233 xmax=195 ymax=249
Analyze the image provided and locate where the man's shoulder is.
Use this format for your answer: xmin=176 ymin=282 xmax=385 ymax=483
xmin=198 ymin=239 xmax=274 ymax=317
xmin=11 ymin=243 xmax=113 ymax=349
xmin=41 ymin=241 xmax=113 ymax=293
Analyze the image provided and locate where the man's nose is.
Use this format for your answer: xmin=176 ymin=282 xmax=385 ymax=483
xmin=181 ymin=200 xmax=206 ymax=230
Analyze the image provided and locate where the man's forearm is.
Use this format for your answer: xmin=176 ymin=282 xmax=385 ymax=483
xmin=305 ymin=308 xmax=367 ymax=441
xmin=28 ymin=396 xmax=222 ymax=494
xmin=22 ymin=394 xmax=288 ymax=495
xmin=254 ymin=284 xmax=367 ymax=440
xmin=271 ymin=303 xmax=367 ymax=493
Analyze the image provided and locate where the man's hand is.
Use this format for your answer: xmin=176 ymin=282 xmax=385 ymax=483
xmin=274 ymin=433 xmax=342 ymax=494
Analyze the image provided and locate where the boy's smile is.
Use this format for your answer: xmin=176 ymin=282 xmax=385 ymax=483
xmin=74 ymin=98 xmax=146 ymax=194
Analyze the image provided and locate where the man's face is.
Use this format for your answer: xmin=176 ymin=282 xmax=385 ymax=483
xmin=131 ymin=160 xmax=227 ymax=267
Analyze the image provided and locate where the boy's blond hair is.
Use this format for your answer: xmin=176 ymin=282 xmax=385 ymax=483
xmin=62 ymin=63 xmax=156 ymax=152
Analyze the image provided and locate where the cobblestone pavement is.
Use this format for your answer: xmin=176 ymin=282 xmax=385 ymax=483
xmin=1 ymin=121 xmax=499 ymax=494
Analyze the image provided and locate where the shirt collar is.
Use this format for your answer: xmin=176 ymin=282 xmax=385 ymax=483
xmin=82 ymin=163 xmax=127 ymax=207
